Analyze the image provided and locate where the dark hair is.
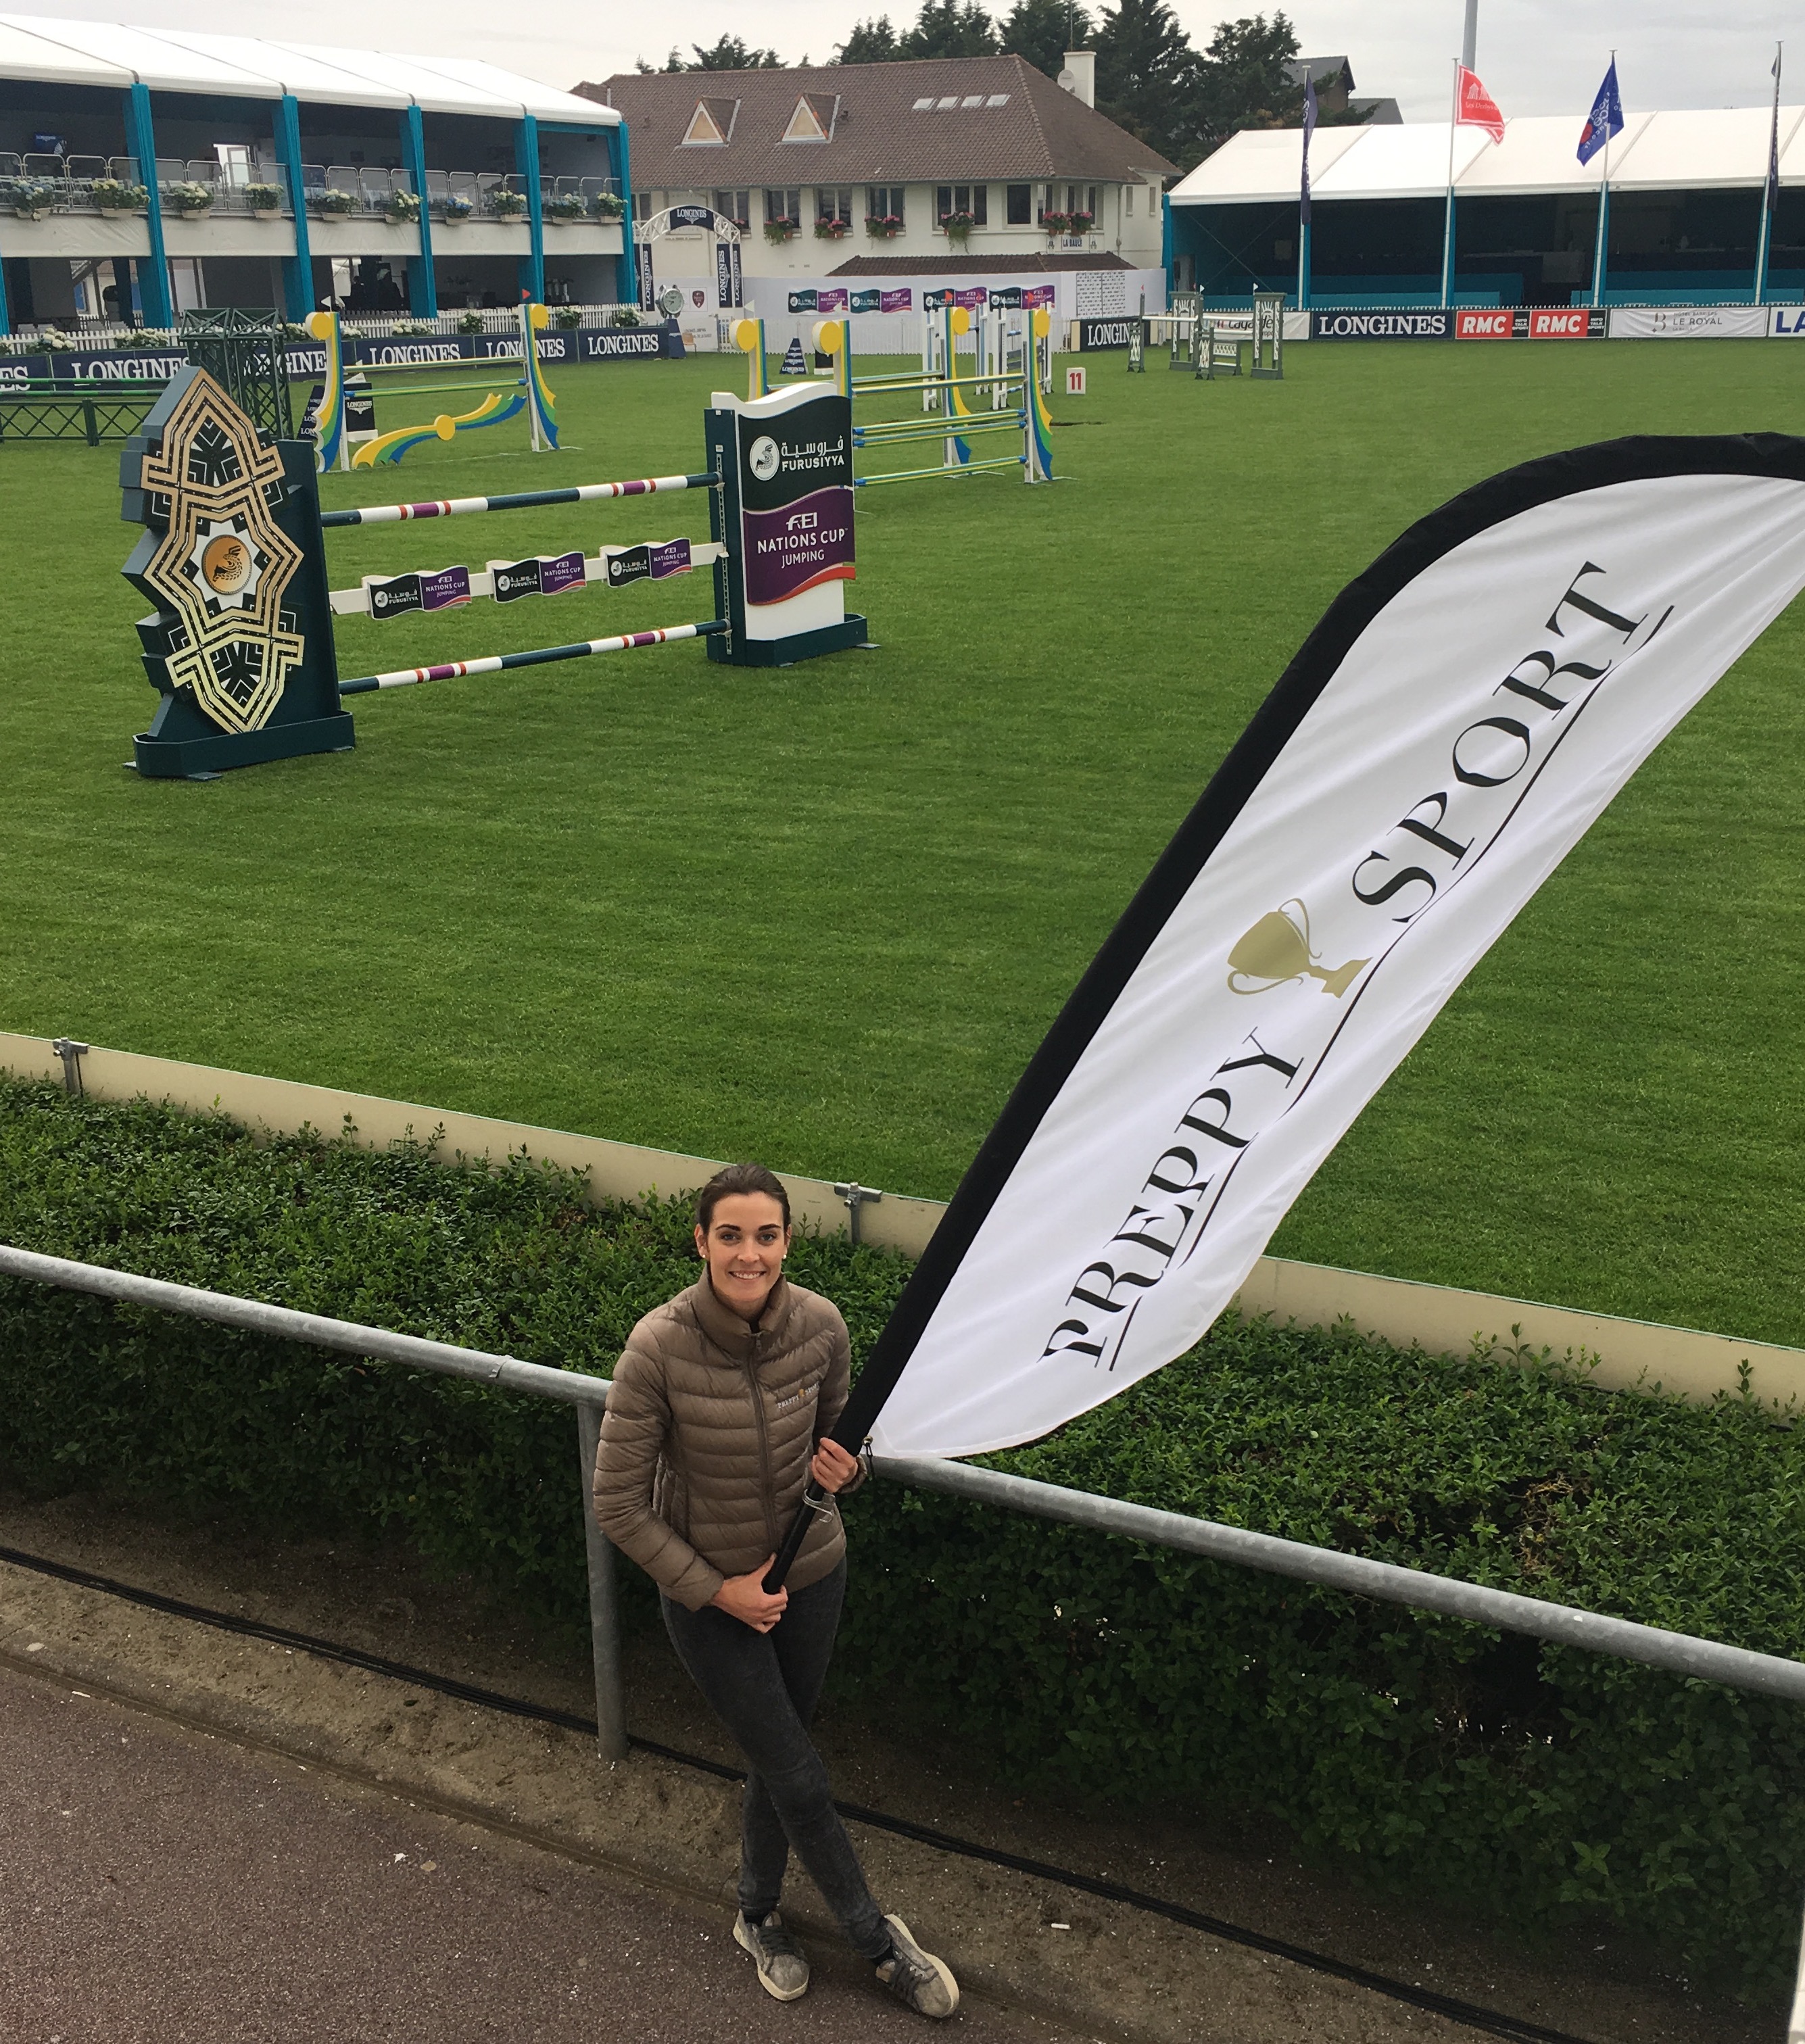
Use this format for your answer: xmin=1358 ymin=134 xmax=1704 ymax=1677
xmin=696 ymin=1162 xmax=791 ymax=1236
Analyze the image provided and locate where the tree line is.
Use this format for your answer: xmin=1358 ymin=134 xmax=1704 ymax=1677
xmin=641 ymin=6 xmax=1316 ymax=172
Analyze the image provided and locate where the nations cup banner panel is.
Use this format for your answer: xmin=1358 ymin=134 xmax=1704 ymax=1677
xmin=704 ymin=383 xmax=868 ymax=667
xmin=825 ymin=437 xmax=1805 ymax=1459
xmin=120 ymin=366 xmax=349 ymax=780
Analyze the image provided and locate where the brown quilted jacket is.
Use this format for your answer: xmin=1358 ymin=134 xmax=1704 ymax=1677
xmin=592 ymin=1272 xmax=862 ymax=1611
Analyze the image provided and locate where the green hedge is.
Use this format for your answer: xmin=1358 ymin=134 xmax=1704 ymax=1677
xmin=1 ymin=1077 xmax=1802 ymax=1995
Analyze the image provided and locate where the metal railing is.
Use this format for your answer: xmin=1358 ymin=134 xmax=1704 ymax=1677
xmin=5 ymin=1238 xmax=1802 ymax=1783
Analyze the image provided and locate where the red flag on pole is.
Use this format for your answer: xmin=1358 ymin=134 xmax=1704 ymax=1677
xmin=1455 ymin=65 xmax=1506 ymax=143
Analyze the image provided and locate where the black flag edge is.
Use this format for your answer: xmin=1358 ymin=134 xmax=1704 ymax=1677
xmin=835 ymin=431 xmax=1805 ymax=1449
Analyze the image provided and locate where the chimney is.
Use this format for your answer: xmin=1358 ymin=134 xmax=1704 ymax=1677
xmin=1057 ymin=50 xmax=1094 ymax=107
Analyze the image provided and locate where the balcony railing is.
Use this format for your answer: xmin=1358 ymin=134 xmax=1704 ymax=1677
xmin=0 ymin=154 xmax=147 ymax=216
xmin=0 ymin=153 xmax=620 ymax=226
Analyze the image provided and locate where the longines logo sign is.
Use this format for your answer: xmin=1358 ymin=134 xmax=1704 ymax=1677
xmin=844 ymin=445 xmax=1805 ymax=1459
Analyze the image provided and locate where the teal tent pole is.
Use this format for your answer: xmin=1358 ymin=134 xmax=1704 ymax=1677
xmin=1439 ymin=60 xmax=1459 ymax=309
xmin=400 ymin=104 xmax=437 ymax=318
xmin=516 ymin=114 xmax=545 ymax=305
xmin=610 ymin=122 xmax=636 ymax=306
xmin=124 ymin=82 xmax=173 ymax=328
xmin=274 ymin=93 xmax=313 ymax=322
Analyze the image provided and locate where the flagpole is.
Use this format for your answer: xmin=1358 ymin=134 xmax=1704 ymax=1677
xmin=1440 ymin=58 xmax=1459 ymax=309
xmin=1298 ymin=216 xmax=1311 ymax=310
xmin=1756 ymin=41 xmax=1783 ymax=306
xmin=1591 ymin=51 xmax=1614 ymax=310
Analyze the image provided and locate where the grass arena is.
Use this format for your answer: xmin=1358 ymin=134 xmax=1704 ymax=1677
xmin=3 ymin=333 xmax=1804 ymax=1361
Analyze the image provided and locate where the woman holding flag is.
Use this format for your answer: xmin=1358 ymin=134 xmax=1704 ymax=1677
xmin=592 ymin=1161 xmax=959 ymax=2018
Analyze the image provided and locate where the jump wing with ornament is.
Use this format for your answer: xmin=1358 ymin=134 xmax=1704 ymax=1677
xmin=121 ymin=364 xmax=351 ymax=779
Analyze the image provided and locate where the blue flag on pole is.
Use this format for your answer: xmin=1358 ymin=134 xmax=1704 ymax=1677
xmin=1300 ymin=74 xmax=1318 ymax=224
xmin=1577 ymin=59 xmax=1623 ymax=165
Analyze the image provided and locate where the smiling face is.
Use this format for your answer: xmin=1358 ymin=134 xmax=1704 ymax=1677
xmin=695 ymin=1192 xmax=791 ymax=1323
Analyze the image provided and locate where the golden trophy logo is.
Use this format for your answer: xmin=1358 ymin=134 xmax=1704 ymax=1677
xmin=1228 ymin=900 xmax=1368 ymax=998
xmin=132 ymin=370 xmax=305 ymax=736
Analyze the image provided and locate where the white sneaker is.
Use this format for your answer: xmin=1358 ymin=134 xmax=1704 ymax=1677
xmin=733 ymin=1907 xmax=810 ymax=2001
xmin=874 ymin=1913 xmax=959 ymax=2018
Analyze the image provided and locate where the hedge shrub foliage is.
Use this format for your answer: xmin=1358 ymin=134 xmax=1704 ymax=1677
xmin=3 ymin=1077 xmax=1804 ymax=1992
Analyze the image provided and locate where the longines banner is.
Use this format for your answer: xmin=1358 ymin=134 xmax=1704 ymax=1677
xmin=840 ymin=436 xmax=1805 ymax=1459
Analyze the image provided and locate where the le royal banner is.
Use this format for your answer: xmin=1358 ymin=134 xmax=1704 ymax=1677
xmin=834 ymin=435 xmax=1805 ymax=1460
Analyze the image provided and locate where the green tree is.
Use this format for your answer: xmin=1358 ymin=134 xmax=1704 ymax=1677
xmin=655 ymin=35 xmax=786 ymax=71
xmin=998 ymin=0 xmax=1094 ymax=77
xmin=902 ymin=1 xmax=999 ymax=59
xmin=1094 ymin=0 xmax=1200 ymax=164
xmin=1193 ymin=14 xmax=1301 ymax=159
xmin=837 ymin=16 xmax=905 ymax=61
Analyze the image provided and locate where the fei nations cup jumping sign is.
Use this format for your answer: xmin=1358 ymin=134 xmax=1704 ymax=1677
xmin=842 ymin=436 xmax=1805 ymax=1459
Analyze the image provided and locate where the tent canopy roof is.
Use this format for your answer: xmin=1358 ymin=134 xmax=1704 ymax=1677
xmin=0 ymin=11 xmax=619 ymax=122
xmin=1173 ymin=103 xmax=1805 ymax=205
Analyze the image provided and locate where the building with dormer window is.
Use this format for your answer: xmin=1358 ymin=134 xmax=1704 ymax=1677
xmin=577 ymin=54 xmax=1176 ymax=332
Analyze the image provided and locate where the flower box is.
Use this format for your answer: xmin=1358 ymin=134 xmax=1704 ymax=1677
xmin=864 ymin=214 xmax=902 ymax=239
xmin=315 ymin=187 xmax=359 ymax=216
xmin=546 ymin=193 xmax=587 ymax=222
xmin=592 ymin=192 xmax=625 ymax=220
xmin=938 ymin=210 xmax=976 ymax=247
xmin=814 ymin=218 xmax=850 ymax=240
xmin=91 ymin=178 xmax=149 ymax=214
xmin=385 ymin=191 xmax=422 ymax=224
xmin=485 ymin=189 xmax=529 ymax=218
xmin=440 ymin=195 xmax=473 ymax=223
xmin=763 ymin=219 xmax=799 ymax=245
xmin=166 ymin=180 xmax=214 ymax=218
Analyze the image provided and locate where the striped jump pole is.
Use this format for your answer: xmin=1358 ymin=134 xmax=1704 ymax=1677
xmin=319 ymin=473 xmax=719 ymax=528
xmin=337 ymin=620 xmax=728 ymax=694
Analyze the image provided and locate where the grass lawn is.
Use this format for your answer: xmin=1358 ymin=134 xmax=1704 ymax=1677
xmin=2 ymin=337 xmax=1803 ymax=1344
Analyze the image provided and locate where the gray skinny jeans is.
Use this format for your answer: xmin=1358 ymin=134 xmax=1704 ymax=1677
xmin=660 ymin=1558 xmax=888 ymax=1959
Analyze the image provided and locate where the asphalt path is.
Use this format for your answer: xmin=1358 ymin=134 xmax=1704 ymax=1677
xmin=0 ymin=1663 xmax=1055 ymax=2044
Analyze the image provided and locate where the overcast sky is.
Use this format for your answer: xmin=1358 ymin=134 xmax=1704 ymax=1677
xmin=15 ymin=1 xmax=1798 ymax=122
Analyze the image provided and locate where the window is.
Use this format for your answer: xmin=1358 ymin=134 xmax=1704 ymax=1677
xmin=816 ymin=185 xmax=853 ymax=226
xmin=763 ymin=187 xmax=800 ymax=228
xmin=985 ymin=93 xmax=1010 ymax=107
xmin=912 ymin=97 xmax=934 ymax=110
xmin=961 ymin=95 xmax=984 ymax=108
xmin=935 ymin=184 xmax=987 ymax=226
xmin=1124 ymin=185 xmax=1134 ymax=216
xmin=1065 ymin=183 xmax=1097 ymax=220
xmin=935 ymin=96 xmax=959 ymax=110
xmin=633 ymin=191 xmax=652 ymax=220
xmin=867 ymin=185 xmax=905 ymax=224
xmin=711 ymin=188 xmax=750 ymax=226
xmin=1005 ymin=182 xmax=1031 ymax=225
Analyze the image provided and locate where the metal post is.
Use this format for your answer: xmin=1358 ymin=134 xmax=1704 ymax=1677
xmin=49 ymin=1038 xmax=88 ymax=1098
xmin=575 ymin=1402 xmax=627 ymax=1762
xmin=834 ymin=1181 xmax=884 ymax=1246
xmin=1461 ymin=0 xmax=1478 ymax=71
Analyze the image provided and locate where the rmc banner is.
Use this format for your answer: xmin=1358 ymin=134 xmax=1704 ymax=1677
xmin=841 ymin=436 xmax=1805 ymax=1459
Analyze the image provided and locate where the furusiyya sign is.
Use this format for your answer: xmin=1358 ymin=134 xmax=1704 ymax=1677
xmin=735 ymin=393 xmax=854 ymax=608
xmin=836 ymin=438 xmax=1805 ymax=1460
